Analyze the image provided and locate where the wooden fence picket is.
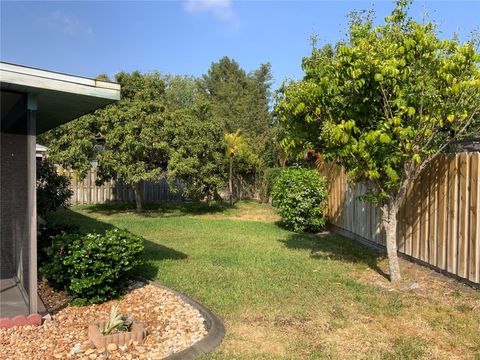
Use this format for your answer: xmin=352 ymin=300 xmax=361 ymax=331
xmin=57 ymin=165 xmax=182 ymax=205
xmin=318 ymin=152 xmax=480 ymax=284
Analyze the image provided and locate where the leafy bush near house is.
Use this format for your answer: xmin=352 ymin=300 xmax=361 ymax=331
xmin=41 ymin=229 xmax=144 ymax=305
xmin=37 ymin=221 xmax=79 ymax=266
xmin=272 ymin=168 xmax=327 ymax=232
xmin=259 ymin=167 xmax=282 ymax=203
xmin=37 ymin=159 xmax=73 ymax=218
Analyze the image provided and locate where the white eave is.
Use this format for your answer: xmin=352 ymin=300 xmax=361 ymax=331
xmin=36 ymin=144 xmax=47 ymax=152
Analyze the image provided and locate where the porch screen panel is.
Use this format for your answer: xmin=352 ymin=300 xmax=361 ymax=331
xmin=0 ymin=90 xmax=30 ymax=307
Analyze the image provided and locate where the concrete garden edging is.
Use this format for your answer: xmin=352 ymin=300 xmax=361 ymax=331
xmin=143 ymin=279 xmax=226 ymax=359
xmin=88 ymin=319 xmax=146 ymax=349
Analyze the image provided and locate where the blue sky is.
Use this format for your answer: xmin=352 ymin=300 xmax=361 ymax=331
xmin=1 ymin=1 xmax=479 ymax=90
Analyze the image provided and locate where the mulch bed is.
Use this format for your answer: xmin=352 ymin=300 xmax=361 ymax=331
xmin=37 ymin=280 xmax=73 ymax=315
xmin=0 ymin=281 xmax=207 ymax=359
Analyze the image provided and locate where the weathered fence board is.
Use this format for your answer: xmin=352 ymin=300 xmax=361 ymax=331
xmin=470 ymin=153 xmax=480 ymax=283
xmin=57 ymin=166 xmax=182 ymax=205
xmin=319 ymin=153 xmax=480 ymax=284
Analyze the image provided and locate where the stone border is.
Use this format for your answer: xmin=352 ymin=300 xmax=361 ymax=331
xmin=143 ymin=279 xmax=226 ymax=360
xmin=88 ymin=319 xmax=146 ymax=349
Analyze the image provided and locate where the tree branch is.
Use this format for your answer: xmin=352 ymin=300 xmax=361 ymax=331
xmin=415 ymin=105 xmax=480 ymax=177
xmin=380 ymin=85 xmax=395 ymax=120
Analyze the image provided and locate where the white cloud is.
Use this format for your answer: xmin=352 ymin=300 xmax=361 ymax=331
xmin=36 ymin=10 xmax=94 ymax=38
xmin=183 ymin=0 xmax=238 ymax=24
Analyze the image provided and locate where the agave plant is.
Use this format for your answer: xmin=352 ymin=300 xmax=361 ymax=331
xmin=102 ymin=305 xmax=133 ymax=335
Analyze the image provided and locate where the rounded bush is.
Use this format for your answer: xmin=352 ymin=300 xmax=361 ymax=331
xmin=272 ymin=168 xmax=328 ymax=232
xmin=41 ymin=229 xmax=144 ymax=305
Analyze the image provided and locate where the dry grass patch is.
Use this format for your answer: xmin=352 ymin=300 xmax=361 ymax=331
xmin=352 ymin=258 xmax=480 ymax=359
xmin=222 ymin=323 xmax=288 ymax=358
xmin=194 ymin=201 xmax=280 ymax=223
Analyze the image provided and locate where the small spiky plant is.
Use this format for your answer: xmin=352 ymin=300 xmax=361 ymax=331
xmin=102 ymin=305 xmax=132 ymax=335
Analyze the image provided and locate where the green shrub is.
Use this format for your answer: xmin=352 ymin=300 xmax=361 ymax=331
xmin=37 ymin=220 xmax=79 ymax=266
xmin=41 ymin=229 xmax=144 ymax=305
xmin=272 ymin=168 xmax=327 ymax=232
xmin=259 ymin=167 xmax=282 ymax=203
xmin=36 ymin=159 xmax=73 ymax=218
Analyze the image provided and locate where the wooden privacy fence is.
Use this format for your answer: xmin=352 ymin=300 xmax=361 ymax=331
xmin=57 ymin=166 xmax=182 ymax=205
xmin=318 ymin=152 xmax=480 ymax=285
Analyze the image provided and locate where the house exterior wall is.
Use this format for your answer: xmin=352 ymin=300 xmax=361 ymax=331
xmin=0 ymin=90 xmax=32 ymax=311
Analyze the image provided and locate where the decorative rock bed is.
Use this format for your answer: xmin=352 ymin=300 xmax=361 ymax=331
xmin=0 ymin=281 xmax=224 ymax=359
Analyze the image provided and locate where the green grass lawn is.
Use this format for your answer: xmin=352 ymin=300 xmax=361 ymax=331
xmin=50 ymin=201 xmax=480 ymax=359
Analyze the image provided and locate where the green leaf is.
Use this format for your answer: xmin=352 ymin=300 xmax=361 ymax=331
xmin=379 ymin=134 xmax=391 ymax=144
xmin=295 ymin=102 xmax=306 ymax=114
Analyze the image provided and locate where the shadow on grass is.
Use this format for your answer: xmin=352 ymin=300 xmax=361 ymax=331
xmin=73 ymin=201 xmax=234 ymax=218
xmin=47 ymin=208 xmax=187 ymax=280
xmin=280 ymin=232 xmax=389 ymax=279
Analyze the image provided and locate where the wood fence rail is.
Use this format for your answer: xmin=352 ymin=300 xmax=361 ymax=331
xmin=57 ymin=166 xmax=182 ymax=205
xmin=318 ymin=152 xmax=480 ymax=284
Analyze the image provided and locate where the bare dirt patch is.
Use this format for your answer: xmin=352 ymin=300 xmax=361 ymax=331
xmin=358 ymin=256 xmax=480 ymax=308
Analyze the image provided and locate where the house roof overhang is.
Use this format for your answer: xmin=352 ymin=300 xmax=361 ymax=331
xmin=0 ymin=62 xmax=120 ymax=134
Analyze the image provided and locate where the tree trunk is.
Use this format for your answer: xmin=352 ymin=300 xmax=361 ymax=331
xmin=132 ymin=182 xmax=143 ymax=213
xmin=229 ymin=157 xmax=233 ymax=205
xmin=381 ymin=199 xmax=401 ymax=282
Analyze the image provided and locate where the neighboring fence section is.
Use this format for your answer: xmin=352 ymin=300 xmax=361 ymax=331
xmin=57 ymin=166 xmax=182 ymax=205
xmin=318 ymin=153 xmax=480 ymax=285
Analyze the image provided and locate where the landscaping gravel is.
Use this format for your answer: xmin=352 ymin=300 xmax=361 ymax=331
xmin=0 ymin=282 xmax=208 ymax=359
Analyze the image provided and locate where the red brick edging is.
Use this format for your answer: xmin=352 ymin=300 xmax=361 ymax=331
xmin=0 ymin=313 xmax=42 ymax=329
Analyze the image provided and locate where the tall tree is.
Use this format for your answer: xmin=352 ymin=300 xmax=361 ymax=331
xmin=96 ymin=96 xmax=169 ymax=212
xmin=276 ymin=1 xmax=480 ymax=281
xmin=160 ymin=75 xmax=227 ymax=201
xmin=201 ymin=58 xmax=272 ymax=149
xmin=199 ymin=57 xmax=274 ymax=194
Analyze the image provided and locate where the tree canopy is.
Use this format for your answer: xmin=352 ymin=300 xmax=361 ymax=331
xmin=43 ymin=71 xmax=169 ymax=212
xmin=42 ymin=58 xmax=275 ymax=209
